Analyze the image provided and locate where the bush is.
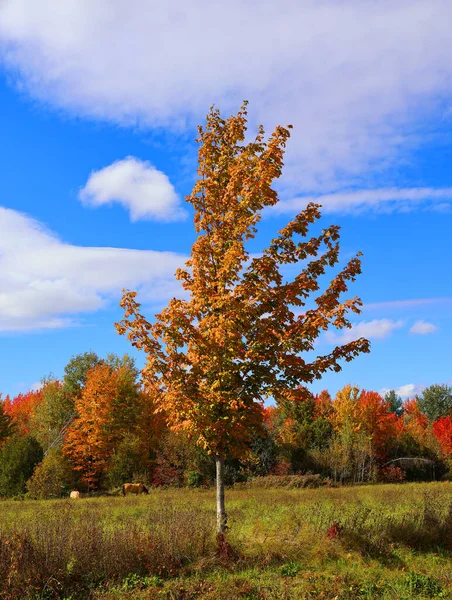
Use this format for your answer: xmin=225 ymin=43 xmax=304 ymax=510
xmin=185 ymin=470 xmax=205 ymax=487
xmin=377 ymin=465 xmax=406 ymax=483
xmin=27 ymin=447 xmax=77 ymax=498
xmin=0 ymin=435 xmax=43 ymax=497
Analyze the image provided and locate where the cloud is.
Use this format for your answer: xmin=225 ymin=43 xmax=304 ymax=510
xmin=29 ymin=381 xmax=44 ymax=392
xmin=326 ymin=319 xmax=403 ymax=344
xmin=380 ymin=383 xmax=425 ymax=399
xmin=274 ymin=187 xmax=452 ymax=215
xmin=364 ymin=297 xmax=452 ymax=311
xmin=0 ymin=206 xmax=186 ymax=332
xmin=79 ymin=157 xmax=186 ymax=222
xmin=410 ymin=320 xmax=438 ymax=335
xmin=2 ymin=1 xmax=452 ymax=190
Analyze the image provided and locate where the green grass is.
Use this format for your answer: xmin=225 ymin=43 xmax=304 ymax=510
xmin=0 ymin=482 xmax=451 ymax=598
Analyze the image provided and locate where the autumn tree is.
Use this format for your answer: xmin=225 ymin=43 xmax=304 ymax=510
xmin=433 ymin=415 xmax=452 ymax=457
xmin=29 ymin=379 xmax=75 ymax=453
xmin=3 ymin=390 xmax=43 ymax=436
xmin=116 ymin=103 xmax=369 ymax=534
xmin=0 ymin=396 xmax=14 ymax=445
xmin=63 ymin=363 xmax=140 ymax=488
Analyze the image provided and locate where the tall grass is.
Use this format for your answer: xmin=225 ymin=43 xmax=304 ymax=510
xmin=0 ymin=482 xmax=450 ymax=598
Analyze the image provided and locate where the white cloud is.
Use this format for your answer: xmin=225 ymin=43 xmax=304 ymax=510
xmin=326 ymin=319 xmax=403 ymax=344
xmin=274 ymin=187 xmax=452 ymax=215
xmin=410 ymin=320 xmax=438 ymax=335
xmin=364 ymin=297 xmax=452 ymax=311
xmin=380 ymin=383 xmax=426 ymax=399
xmin=0 ymin=206 xmax=186 ymax=332
xmin=2 ymin=2 xmax=452 ymax=190
xmin=79 ymin=157 xmax=186 ymax=222
xmin=29 ymin=381 xmax=44 ymax=392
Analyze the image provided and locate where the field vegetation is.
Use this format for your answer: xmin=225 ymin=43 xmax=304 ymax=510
xmin=0 ymin=482 xmax=450 ymax=599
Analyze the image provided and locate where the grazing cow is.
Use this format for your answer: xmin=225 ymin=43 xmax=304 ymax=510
xmin=122 ymin=482 xmax=149 ymax=496
xmin=69 ymin=490 xmax=80 ymax=499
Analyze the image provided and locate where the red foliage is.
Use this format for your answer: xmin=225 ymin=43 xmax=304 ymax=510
xmin=378 ymin=465 xmax=405 ymax=483
xmin=271 ymin=458 xmax=291 ymax=476
xmin=326 ymin=522 xmax=342 ymax=539
xmin=357 ymin=390 xmax=400 ymax=459
xmin=314 ymin=390 xmax=333 ymax=418
xmin=433 ymin=415 xmax=452 ymax=456
xmin=3 ymin=390 xmax=43 ymax=435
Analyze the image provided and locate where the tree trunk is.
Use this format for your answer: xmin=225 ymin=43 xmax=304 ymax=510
xmin=215 ymin=453 xmax=227 ymax=534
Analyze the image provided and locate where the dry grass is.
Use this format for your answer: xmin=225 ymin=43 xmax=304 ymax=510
xmin=0 ymin=482 xmax=451 ymax=599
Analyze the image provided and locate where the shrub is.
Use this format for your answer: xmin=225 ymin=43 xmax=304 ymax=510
xmin=185 ymin=470 xmax=205 ymax=487
xmin=27 ymin=447 xmax=77 ymax=498
xmin=377 ymin=464 xmax=406 ymax=483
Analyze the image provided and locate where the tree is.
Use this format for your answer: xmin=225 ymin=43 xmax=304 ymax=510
xmin=26 ymin=448 xmax=76 ymax=498
xmin=0 ymin=396 xmax=14 ymax=445
xmin=0 ymin=435 xmax=43 ymax=497
xmin=116 ymin=103 xmax=369 ymax=534
xmin=29 ymin=379 xmax=75 ymax=453
xmin=64 ymin=363 xmax=140 ymax=488
xmin=63 ymin=351 xmax=102 ymax=397
xmin=433 ymin=416 xmax=452 ymax=457
xmin=416 ymin=384 xmax=452 ymax=422
xmin=384 ymin=390 xmax=403 ymax=416
xmin=3 ymin=390 xmax=43 ymax=436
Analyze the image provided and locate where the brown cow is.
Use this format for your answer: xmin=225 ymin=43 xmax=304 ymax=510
xmin=122 ymin=483 xmax=149 ymax=496
xmin=69 ymin=490 xmax=80 ymax=499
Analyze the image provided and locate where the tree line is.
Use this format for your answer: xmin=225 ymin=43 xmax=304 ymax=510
xmin=0 ymin=349 xmax=450 ymax=499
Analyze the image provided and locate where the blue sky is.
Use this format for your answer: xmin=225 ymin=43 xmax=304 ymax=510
xmin=0 ymin=1 xmax=451 ymax=400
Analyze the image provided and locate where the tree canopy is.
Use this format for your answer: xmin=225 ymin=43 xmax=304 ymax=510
xmin=116 ymin=103 xmax=370 ymax=533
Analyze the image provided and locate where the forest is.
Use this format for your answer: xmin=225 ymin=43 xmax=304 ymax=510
xmin=0 ymin=350 xmax=450 ymax=499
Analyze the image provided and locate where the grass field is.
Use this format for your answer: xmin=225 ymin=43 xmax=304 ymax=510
xmin=0 ymin=482 xmax=451 ymax=599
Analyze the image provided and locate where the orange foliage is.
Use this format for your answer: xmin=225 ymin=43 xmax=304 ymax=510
xmin=116 ymin=104 xmax=369 ymax=461
xmin=403 ymin=398 xmax=429 ymax=444
xmin=63 ymin=364 xmax=139 ymax=488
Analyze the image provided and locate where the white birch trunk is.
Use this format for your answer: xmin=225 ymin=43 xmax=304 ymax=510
xmin=215 ymin=453 xmax=227 ymax=534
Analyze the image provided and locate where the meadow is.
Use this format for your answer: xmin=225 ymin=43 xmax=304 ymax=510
xmin=0 ymin=482 xmax=451 ymax=599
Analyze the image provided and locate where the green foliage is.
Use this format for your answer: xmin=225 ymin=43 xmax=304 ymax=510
xmin=417 ymin=383 xmax=452 ymax=422
xmin=121 ymin=573 xmax=163 ymax=591
xmin=26 ymin=448 xmax=76 ymax=498
xmin=30 ymin=380 xmax=75 ymax=452
xmin=280 ymin=561 xmax=301 ymax=577
xmin=185 ymin=470 xmax=205 ymax=487
xmin=153 ymin=430 xmax=214 ymax=487
xmin=309 ymin=417 xmax=334 ymax=450
xmin=313 ymin=426 xmax=376 ymax=484
xmin=63 ymin=351 xmax=102 ymax=396
xmin=105 ymin=353 xmax=139 ymax=380
xmin=384 ymin=389 xmax=403 ymax=416
xmin=249 ymin=432 xmax=278 ymax=476
xmin=0 ymin=435 xmax=43 ymax=497
xmin=106 ymin=433 xmax=144 ymax=488
xmin=402 ymin=571 xmax=445 ymax=597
